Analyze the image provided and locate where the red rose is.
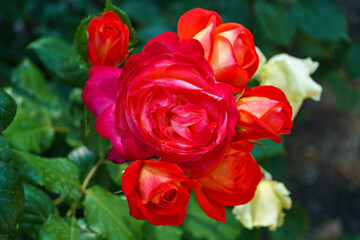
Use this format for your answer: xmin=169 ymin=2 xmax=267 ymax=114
xmin=236 ymin=86 xmax=293 ymax=143
xmin=82 ymin=32 xmax=239 ymax=171
xmin=87 ymin=11 xmax=129 ymax=67
xmin=122 ymin=160 xmax=199 ymax=226
xmin=192 ymin=140 xmax=262 ymax=222
xmin=178 ymin=8 xmax=259 ymax=90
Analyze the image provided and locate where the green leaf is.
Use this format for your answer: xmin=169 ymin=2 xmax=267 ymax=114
xmin=0 ymin=88 xmax=17 ymax=133
xmin=221 ymin=0 xmax=250 ymax=26
xmin=84 ymin=186 xmax=143 ymax=240
xmin=83 ymin=109 xmax=110 ymax=156
xmin=40 ymin=215 xmax=98 ymax=240
xmin=104 ymin=0 xmax=137 ymax=46
xmin=326 ymin=70 xmax=359 ymax=110
xmin=269 ymin=204 xmax=309 ymax=240
xmin=340 ymin=235 xmax=360 ymax=240
xmin=295 ymin=33 xmax=332 ymax=60
xmin=68 ymin=146 xmax=96 ymax=182
xmin=11 ymin=150 xmax=80 ymax=201
xmin=11 ymin=59 xmax=60 ymax=106
xmin=27 ymin=37 xmax=88 ymax=87
xmin=143 ymin=222 xmax=183 ymax=240
xmin=252 ymin=139 xmax=285 ymax=159
xmin=292 ymin=0 xmax=349 ymax=41
xmin=106 ymin=161 xmax=129 ymax=186
xmin=74 ymin=15 xmax=94 ymax=60
xmin=3 ymin=105 xmax=55 ymax=153
xmin=0 ymin=136 xmax=10 ymax=162
xmin=346 ymin=43 xmax=360 ymax=79
xmin=0 ymin=163 xmax=25 ymax=235
xmin=18 ymin=184 xmax=58 ymax=239
xmin=153 ymin=225 xmax=182 ymax=240
xmin=254 ymin=0 xmax=296 ymax=46
xmin=184 ymin=195 xmax=242 ymax=240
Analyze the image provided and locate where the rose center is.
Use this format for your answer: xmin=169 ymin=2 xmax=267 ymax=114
xmin=162 ymin=189 xmax=177 ymax=203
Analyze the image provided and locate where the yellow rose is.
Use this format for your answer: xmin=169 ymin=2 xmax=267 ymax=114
xmin=257 ymin=50 xmax=322 ymax=119
xmin=232 ymin=180 xmax=292 ymax=231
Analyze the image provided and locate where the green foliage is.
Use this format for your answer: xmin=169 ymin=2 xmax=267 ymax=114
xmin=0 ymin=163 xmax=24 ymax=235
xmin=252 ymin=139 xmax=285 ymax=159
xmin=11 ymin=59 xmax=60 ymax=106
xmin=3 ymin=103 xmax=55 ymax=153
xmin=0 ymin=88 xmax=17 ymax=133
xmin=83 ymin=186 xmax=143 ymax=240
xmin=326 ymin=70 xmax=359 ymax=110
xmin=83 ymin=109 xmax=110 ymax=156
xmin=39 ymin=215 xmax=97 ymax=240
xmin=291 ymin=0 xmax=349 ymax=42
xmin=106 ymin=161 xmax=129 ymax=186
xmin=68 ymin=146 xmax=97 ymax=182
xmin=74 ymin=15 xmax=95 ymax=60
xmin=143 ymin=222 xmax=183 ymax=240
xmin=269 ymin=204 xmax=309 ymax=240
xmin=345 ymin=43 xmax=360 ymax=79
xmin=28 ymin=37 xmax=88 ymax=87
xmin=183 ymin=195 xmax=242 ymax=240
xmin=18 ymin=184 xmax=59 ymax=239
xmin=255 ymin=0 xmax=296 ymax=46
xmin=11 ymin=150 xmax=81 ymax=201
xmin=0 ymin=136 xmax=10 ymax=162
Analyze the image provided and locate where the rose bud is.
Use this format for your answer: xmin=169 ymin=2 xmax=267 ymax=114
xmin=87 ymin=11 xmax=129 ymax=67
xmin=236 ymin=86 xmax=293 ymax=143
xmin=122 ymin=160 xmax=199 ymax=226
xmin=232 ymin=180 xmax=292 ymax=231
xmin=192 ymin=141 xmax=262 ymax=222
xmin=178 ymin=8 xmax=259 ymax=90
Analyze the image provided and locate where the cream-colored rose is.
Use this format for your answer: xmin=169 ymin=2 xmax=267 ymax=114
xmin=257 ymin=51 xmax=322 ymax=119
xmin=232 ymin=180 xmax=292 ymax=231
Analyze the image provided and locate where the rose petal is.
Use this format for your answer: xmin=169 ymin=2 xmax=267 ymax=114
xmin=87 ymin=42 xmax=101 ymax=66
xmin=194 ymin=187 xmax=226 ymax=222
xmin=95 ymin=104 xmax=155 ymax=161
xmin=177 ymin=8 xmax=222 ymax=40
xmin=82 ymin=66 xmax=122 ymax=116
xmin=236 ymin=110 xmax=281 ymax=143
xmin=101 ymin=31 xmax=129 ymax=67
xmin=122 ymin=160 xmax=146 ymax=220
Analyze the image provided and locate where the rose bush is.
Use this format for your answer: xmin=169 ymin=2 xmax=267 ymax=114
xmin=191 ymin=140 xmax=262 ymax=222
xmin=87 ymin=11 xmax=129 ymax=67
xmin=122 ymin=160 xmax=198 ymax=226
xmin=236 ymin=86 xmax=293 ymax=143
xmin=82 ymin=32 xmax=239 ymax=171
xmin=178 ymin=8 xmax=259 ymax=90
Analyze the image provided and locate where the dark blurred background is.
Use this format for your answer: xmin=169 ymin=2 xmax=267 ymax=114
xmin=1 ymin=0 xmax=359 ymax=239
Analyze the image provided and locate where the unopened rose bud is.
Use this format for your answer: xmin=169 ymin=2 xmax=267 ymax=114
xmin=232 ymin=180 xmax=292 ymax=231
xmin=87 ymin=11 xmax=129 ymax=67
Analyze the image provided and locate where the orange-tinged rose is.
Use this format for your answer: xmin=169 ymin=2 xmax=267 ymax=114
xmin=192 ymin=141 xmax=262 ymax=222
xmin=178 ymin=8 xmax=259 ymax=90
xmin=122 ymin=160 xmax=198 ymax=226
xmin=87 ymin=11 xmax=129 ymax=67
xmin=236 ymin=86 xmax=293 ymax=143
